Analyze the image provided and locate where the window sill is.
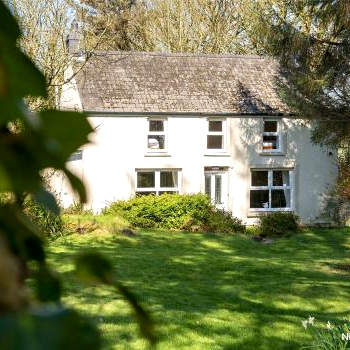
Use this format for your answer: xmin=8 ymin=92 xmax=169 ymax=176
xmin=259 ymin=151 xmax=285 ymax=156
xmin=204 ymin=152 xmax=231 ymax=157
xmin=144 ymin=153 xmax=171 ymax=157
xmin=248 ymin=208 xmax=293 ymax=217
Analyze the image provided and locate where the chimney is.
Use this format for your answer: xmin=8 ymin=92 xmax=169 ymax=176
xmin=66 ymin=20 xmax=83 ymax=54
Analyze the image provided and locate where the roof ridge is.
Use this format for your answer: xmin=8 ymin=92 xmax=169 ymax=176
xmin=90 ymin=50 xmax=270 ymax=60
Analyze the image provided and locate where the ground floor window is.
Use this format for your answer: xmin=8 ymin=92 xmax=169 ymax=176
xmin=250 ymin=169 xmax=293 ymax=210
xmin=136 ymin=169 xmax=180 ymax=195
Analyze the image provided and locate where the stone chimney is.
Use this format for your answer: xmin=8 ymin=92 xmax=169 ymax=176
xmin=66 ymin=20 xmax=83 ymax=54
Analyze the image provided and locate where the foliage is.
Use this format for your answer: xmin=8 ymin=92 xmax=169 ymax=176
xmin=259 ymin=212 xmax=299 ymax=237
xmin=337 ymin=150 xmax=350 ymax=201
xmin=242 ymin=0 xmax=350 ymax=200
xmin=23 ymin=199 xmax=64 ymax=237
xmin=203 ymin=209 xmax=245 ymax=234
xmin=73 ymin=0 xmax=255 ymax=54
xmin=301 ymin=317 xmax=350 ymax=350
xmin=0 ymin=3 xmax=155 ymax=349
xmin=104 ymin=193 xmax=245 ymax=233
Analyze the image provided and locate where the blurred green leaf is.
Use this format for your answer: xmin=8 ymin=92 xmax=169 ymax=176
xmin=75 ymin=252 xmax=114 ymax=284
xmin=0 ymin=308 xmax=101 ymax=350
xmin=23 ymin=235 xmax=45 ymax=262
xmin=39 ymin=110 xmax=92 ymax=162
xmin=34 ymin=265 xmax=61 ymax=303
xmin=65 ymin=170 xmax=87 ymax=203
xmin=0 ymin=205 xmax=45 ymax=262
xmin=75 ymin=252 xmax=157 ymax=345
xmin=34 ymin=188 xmax=60 ymax=216
xmin=0 ymin=42 xmax=47 ymax=103
xmin=0 ymin=2 xmax=20 ymax=41
xmin=116 ymin=282 xmax=157 ymax=345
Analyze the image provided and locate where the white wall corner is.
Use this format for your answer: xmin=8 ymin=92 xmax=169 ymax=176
xmin=59 ymin=65 xmax=83 ymax=111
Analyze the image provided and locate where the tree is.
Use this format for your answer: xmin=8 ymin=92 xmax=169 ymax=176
xmin=71 ymin=0 xmax=154 ymax=51
xmin=146 ymin=0 xmax=252 ymax=54
xmin=242 ymin=0 xmax=350 ymax=202
xmin=243 ymin=0 xmax=350 ymax=147
xmin=7 ymin=0 xmax=111 ymax=110
xmin=73 ymin=0 xmax=255 ymax=54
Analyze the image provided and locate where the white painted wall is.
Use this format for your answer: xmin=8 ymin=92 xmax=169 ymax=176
xmin=54 ymin=114 xmax=338 ymax=225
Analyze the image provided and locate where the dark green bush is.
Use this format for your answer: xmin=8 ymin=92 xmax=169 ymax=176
xmin=259 ymin=212 xmax=299 ymax=237
xmin=205 ymin=209 xmax=245 ymax=233
xmin=104 ymin=193 xmax=244 ymax=233
xmin=23 ymin=199 xmax=64 ymax=237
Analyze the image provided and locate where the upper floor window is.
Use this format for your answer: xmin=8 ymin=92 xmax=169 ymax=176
xmin=250 ymin=169 xmax=293 ymax=211
xmin=262 ymin=119 xmax=282 ymax=152
xmin=147 ymin=119 xmax=167 ymax=152
xmin=136 ymin=169 xmax=180 ymax=196
xmin=207 ymin=119 xmax=226 ymax=151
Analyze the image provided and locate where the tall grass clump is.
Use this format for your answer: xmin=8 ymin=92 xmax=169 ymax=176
xmin=23 ymin=199 xmax=64 ymax=237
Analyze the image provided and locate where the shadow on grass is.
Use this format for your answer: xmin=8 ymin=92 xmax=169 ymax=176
xmin=47 ymin=227 xmax=350 ymax=350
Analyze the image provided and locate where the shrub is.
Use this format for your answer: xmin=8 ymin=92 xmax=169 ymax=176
xmin=23 ymin=199 xmax=64 ymax=237
xmin=205 ymin=209 xmax=245 ymax=234
xmin=104 ymin=193 xmax=244 ymax=233
xmin=301 ymin=316 xmax=350 ymax=349
xmin=259 ymin=212 xmax=299 ymax=237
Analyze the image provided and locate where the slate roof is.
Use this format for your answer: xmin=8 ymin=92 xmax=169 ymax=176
xmin=73 ymin=51 xmax=291 ymax=115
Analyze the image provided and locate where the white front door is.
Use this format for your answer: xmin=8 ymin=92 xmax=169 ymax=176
xmin=204 ymin=170 xmax=228 ymax=210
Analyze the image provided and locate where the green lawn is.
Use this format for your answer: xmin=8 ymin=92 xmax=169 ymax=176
xmin=47 ymin=225 xmax=350 ymax=349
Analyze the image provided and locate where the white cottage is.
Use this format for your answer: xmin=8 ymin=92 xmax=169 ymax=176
xmin=56 ymin=50 xmax=338 ymax=225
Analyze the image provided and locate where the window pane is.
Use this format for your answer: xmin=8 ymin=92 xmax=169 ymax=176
xmin=68 ymin=150 xmax=82 ymax=161
xmin=160 ymin=171 xmax=178 ymax=188
xmin=215 ymin=175 xmax=222 ymax=204
xmin=148 ymin=135 xmax=165 ymax=149
xmin=273 ymin=171 xmax=290 ymax=186
xmin=250 ymin=190 xmax=269 ymax=209
xmin=207 ymin=135 xmax=223 ymax=149
xmin=205 ymin=175 xmax=211 ymax=198
xmin=137 ymin=172 xmax=155 ymax=188
xmin=263 ymin=135 xmax=278 ymax=150
xmin=264 ymin=120 xmax=277 ymax=132
xmin=159 ymin=191 xmax=178 ymax=195
xmin=271 ymin=189 xmax=291 ymax=208
xmin=251 ymin=171 xmax=268 ymax=187
xmin=149 ymin=120 xmax=164 ymax=132
xmin=209 ymin=120 xmax=222 ymax=132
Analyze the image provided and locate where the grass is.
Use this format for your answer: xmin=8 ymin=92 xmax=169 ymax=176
xmin=47 ymin=218 xmax=350 ymax=350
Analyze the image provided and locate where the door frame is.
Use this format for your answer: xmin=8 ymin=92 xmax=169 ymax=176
xmin=204 ymin=167 xmax=229 ymax=211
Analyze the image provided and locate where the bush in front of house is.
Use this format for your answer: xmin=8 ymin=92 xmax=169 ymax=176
xmin=104 ymin=193 xmax=245 ymax=233
xmin=205 ymin=209 xmax=245 ymax=234
xmin=259 ymin=211 xmax=299 ymax=237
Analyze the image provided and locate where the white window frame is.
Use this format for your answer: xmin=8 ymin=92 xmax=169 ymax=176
xmin=262 ymin=119 xmax=282 ymax=153
xmin=206 ymin=118 xmax=227 ymax=153
xmin=135 ymin=169 xmax=181 ymax=195
xmin=204 ymin=168 xmax=229 ymax=210
xmin=146 ymin=118 xmax=168 ymax=153
xmin=249 ymin=169 xmax=294 ymax=211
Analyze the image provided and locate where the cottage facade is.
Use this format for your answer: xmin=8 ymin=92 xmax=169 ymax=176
xmin=56 ymin=51 xmax=337 ymax=225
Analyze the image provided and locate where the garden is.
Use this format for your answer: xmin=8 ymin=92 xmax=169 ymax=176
xmin=48 ymin=216 xmax=350 ymax=349
xmin=36 ymin=194 xmax=350 ymax=349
